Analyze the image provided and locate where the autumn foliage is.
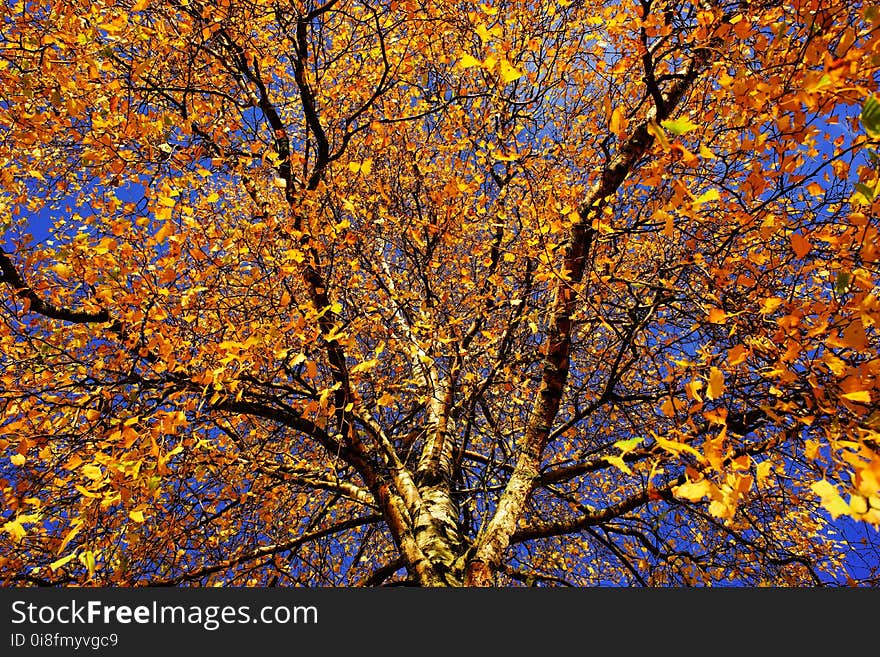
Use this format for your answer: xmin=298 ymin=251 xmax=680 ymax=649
xmin=1 ymin=0 xmax=879 ymax=586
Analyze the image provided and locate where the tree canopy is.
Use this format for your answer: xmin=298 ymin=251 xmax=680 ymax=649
xmin=1 ymin=0 xmax=879 ymax=586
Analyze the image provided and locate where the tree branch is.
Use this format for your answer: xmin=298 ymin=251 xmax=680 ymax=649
xmin=149 ymin=514 xmax=382 ymax=585
xmin=0 ymin=251 xmax=110 ymax=324
xmin=466 ymin=39 xmax=717 ymax=586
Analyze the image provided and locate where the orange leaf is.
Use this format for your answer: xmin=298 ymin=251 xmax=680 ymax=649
xmin=154 ymin=221 xmax=174 ymax=242
xmin=609 ymin=107 xmax=623 ymax=134
xmin=759 ymin=297 xmax=783 ymax=315
xmin=727 ymin=344 xmax=748 ymax=366
xmin=842 ymin=320 xmax=869 ymax=351
xmin=790 ymin=232 xmax=811 ymax=258
xmin=706 ymin=367 xmax=726 ymax=400
xmin=822 ymin=351 xmax=846 ymax=376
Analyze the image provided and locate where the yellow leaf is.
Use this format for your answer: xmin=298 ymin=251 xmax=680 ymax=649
xmin=849 ymin=495 xmax=868 ymax=515
xmin=646 ymin=120 xmax=670 ymax=150
xmin=458 ymin=53 xmax=482 ymax=68
xmin=132 ymin=0 xmax=150 ymax=10
xmin=49 ymin=553 xmax=78 ymax=571
xmin=16 ymin=512 xmax=41 ymax=524
xmin=806 ymin=182 xmax=824 ymax=197
xmin=154 ymin=205 xmax=173 ymax=222
xmin=499 ymin=59 xmax=523 ymax=83
xmin=674 ymin=479 xmax=712 ymax=502
xmin=491 ymin=149 xmax=519 ymax=162
xmin=661 ymin=117 xmax=699 ymax=135
xmin=653 ymin=433 xmax=702 ymax=460
xmin=708 ymin=308 xmax=727 ymax=323
xmin=94 ymin=237 xmax=117 ymax=255
xmin=348 ymin=159 xmax=372 ymax=175
xmin=3 ymin=520 xmax=26 ymax=543
xmin=613 ymin=437 xmax=643 ymax=454
xmin=706 ymin=367 xmax=726 ymax=400
xmin=475 ymin=23 xmax=492 ymax=43
xmin=128 ymin=510 xmax=145 ymax=523
xmin=708 ymin=499 xmax=733 ymax=519
xmin=82 ymin=464 xmax=103 ymax=480
xmin=10 ymin=453 xmax=25 ymax=466
xmin=693 ymin=188 xmax=720 ymax=205
xmin=79 ymin=550 xmax=96 ymax=578
xmin=841 ymin=390 xmax=871 ymax=403
xmin=218 ymin=339 xmax=244 ymax=352
xmin=350 ymin=358 xmax=378 ymax=374
xmin=756 ymin=460 xmax=772 ymax=487
xmin=811 ymin=480 xmax=850 ymax=519
xmin=51 ymin=263 xmax=73 ymax=278
xmin=699 ymin=144 xmax=716 ymax=159
xmin=605 ymin=455 xmax=633 ymax=475
xmin=57 ymin=523 xmax=81 ymax=555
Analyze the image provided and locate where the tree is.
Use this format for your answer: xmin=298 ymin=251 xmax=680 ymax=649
xmin=0 ymin=0 xmax=878 ymax=587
